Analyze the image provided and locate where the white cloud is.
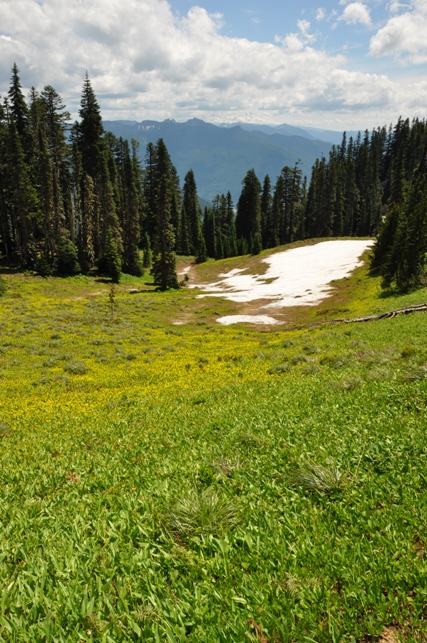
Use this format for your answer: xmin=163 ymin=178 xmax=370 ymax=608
xmin=387 ymin=1 xmax=411 ymax=12
xmin=297 ymin=19 xmax=316 ymax=42
xmin=0 ymin=0 xmax=422 ymax=129
xmin=316 ymin=8 xmax=326 ymax=21
xmin=370 ymin=0 xmax=427 ymax=62
xmin=339 ymin=2 xmax=372 ymax=26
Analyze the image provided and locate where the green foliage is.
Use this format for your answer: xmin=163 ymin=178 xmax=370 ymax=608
xmin=55 ymin=236 xmax=81 ymax=276
xmin=34 ymin=254 xmax=54 ymax=277
xmin=102 ymin=227 xmax=122 ymax=283
xmin=124 ymin=247 xmax=144 ymax=277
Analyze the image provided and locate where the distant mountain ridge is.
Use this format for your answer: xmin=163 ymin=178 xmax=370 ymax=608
xmin=103 ymin=118 xmax=341 ymax=202
xmin=223 ymin=122 xmax=360 ymax=145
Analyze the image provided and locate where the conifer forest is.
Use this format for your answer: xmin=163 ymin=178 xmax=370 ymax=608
xmin=0 ymin=64 xmax=426 ymax=290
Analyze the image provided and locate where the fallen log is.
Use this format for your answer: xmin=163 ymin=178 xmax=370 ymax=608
xmin=298 ymin=303 xmax=427 ymax=329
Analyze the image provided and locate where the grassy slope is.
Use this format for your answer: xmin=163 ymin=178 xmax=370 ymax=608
xmin=0 ymin=245 xmax=427 ymax=642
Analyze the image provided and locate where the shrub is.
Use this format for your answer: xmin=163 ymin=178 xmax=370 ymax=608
xmin=55 ymin=237 xmax=81 ymax=276
xmin=34 ymin=255 xmax=53 ymax=277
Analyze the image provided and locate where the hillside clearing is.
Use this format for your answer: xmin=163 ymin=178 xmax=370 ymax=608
xmin=189 ymin=239 xmax=374 ymax=325
xmin=0 ymin=244 xmax=427 ymax=642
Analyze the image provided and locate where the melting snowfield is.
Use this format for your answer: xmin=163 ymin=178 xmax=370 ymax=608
xmin=192 ymin=240 xmax=374 ymax=325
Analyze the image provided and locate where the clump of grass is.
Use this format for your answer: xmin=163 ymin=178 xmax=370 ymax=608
xmin=0 ymin=422 xmax=12 ymax=438
xmin=212 ymin=456 xmax=240 ymax=479
xmin=43 ymin=357 xmax=57 ymax=368
xmin=235 ymin=431 xmax=264 ymax=449
xmin=303 ymin=363 xmax=320 ymax=375
xmin=199 ymin=457 xmax=241 ymax=485
xmin=64 ymin=359 xmax=88 ymax=375
xmin=286 ymin=573 xmax=320 ymax=597
xmin=303 ymin=345 xmax=319 ymax=355
xmin=400 ymin=366 xmax=426 ymax=382
xmin=134 ymin=604 xmax=159 ymax=625
xmin=289 ymin=463 xmax=343 ymax=495
xmin=319 ymin=352 xmax=346 ymax=368
xmin=291 ymin=354 xmax=309 ymax=365
xmin=85 ymin=613 xmax=108 ymax=636
xmin=32 ymin=376 xmax=50 ymax=387
xmin=400 ymin=345 xmax=418 ymax=359
xmin=267 ymin=363 xmax=290 ymax=375
xmin=282 ymin=339 xmax=295 ymax=348
xmin=332 ymin=375 xmax=363 ymax=391
xmin=167 ymin=487 xmax=241 ymax=539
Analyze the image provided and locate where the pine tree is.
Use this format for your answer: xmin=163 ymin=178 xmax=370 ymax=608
xmin=0 ymin=100 xmax=13 ymax=259
xmin=40 ymin=85 xmax=72 ymax=239
xmin=147 ymin=139 xmax=180 ymax=289
xmin=103 ymin=226 xmax=122 ymax=283
xmin=151 ymin=174 xmax=179 ymax=290
xmin=236 ymin=169 xmax=262 ymax=253
xmin=202 ymin=207 xmax=217 ymax=258
xmin=77 ymin=74 xmax=122 ymax=264
xmin=5 ymin=121 xmax=39 ymax=266
xmin=8 ymin=63 xmax=32 ymax=157
xmin=116 ymin=138 xmax=143 ymax=276
xmin=181 ymin=169 xmax=204 ymax=256
xmin=261 ymin=175 xmax=272 ymax=247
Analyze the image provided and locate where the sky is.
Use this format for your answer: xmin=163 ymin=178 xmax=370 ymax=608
xmin=0 ymin=0 xmax=427 ymax=131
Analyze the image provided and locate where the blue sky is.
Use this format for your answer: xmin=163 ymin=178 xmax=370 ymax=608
xmin=1 ymin=0 xmax=427 ymax=130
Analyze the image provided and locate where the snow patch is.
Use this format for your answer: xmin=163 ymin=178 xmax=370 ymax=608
xmin=216 ymin=315 xmax=284 ymax=326
xmin=193 ymin=240 xmax=373 ymax=307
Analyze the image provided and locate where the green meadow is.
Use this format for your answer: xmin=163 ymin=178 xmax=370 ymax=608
xmin=1 ymin=245 xmax=427 ymax=642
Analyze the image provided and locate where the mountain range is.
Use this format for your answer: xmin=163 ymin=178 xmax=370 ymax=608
xmin=103 ymin=118 xmax=356 ymax=203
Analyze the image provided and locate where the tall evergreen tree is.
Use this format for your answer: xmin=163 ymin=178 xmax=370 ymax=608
xmin=181 ymin=169 xmax=205 ymax=260
xmin=5 ymin=121 xmax=39 ymax=266
xmin=116 ymin=138 xmax=143 ymax=275
xmin=151 ymin=173 xmax=179 ymax=290
xmin=8 ymin=63 xmax=32 ymax=157
xmin=76 ymin=75 xmax=122 ymax=265
xmin=236 ymin=169 xmax=262 ymax=254
xmin=261 ymin=175 xmax=273 ymax=248
xmin=148 ymin=139 xmax=179 ymax=289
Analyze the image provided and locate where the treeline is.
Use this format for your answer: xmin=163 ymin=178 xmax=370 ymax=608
xmin=0 ymin=65 xmax=426 ymax=290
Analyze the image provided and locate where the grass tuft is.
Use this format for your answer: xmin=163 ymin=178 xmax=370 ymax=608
xmin=64 ymin=359 xmax=88 ymax=375
xmin=167 ymin=487 xmax=241 ymax=539
xmin=289 ymin=463 xmax=343 ymax=495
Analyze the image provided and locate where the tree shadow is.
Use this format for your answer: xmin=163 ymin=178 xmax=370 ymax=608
xmin=0 ymin=266 xmax=23 ymax=275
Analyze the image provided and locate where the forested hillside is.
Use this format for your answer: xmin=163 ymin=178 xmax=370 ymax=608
xmin=0 ymin=65 xmax=426 ymax=290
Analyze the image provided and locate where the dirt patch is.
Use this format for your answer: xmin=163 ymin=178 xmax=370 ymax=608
xmin=380 ymin=627 xmax=400 ymax=643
